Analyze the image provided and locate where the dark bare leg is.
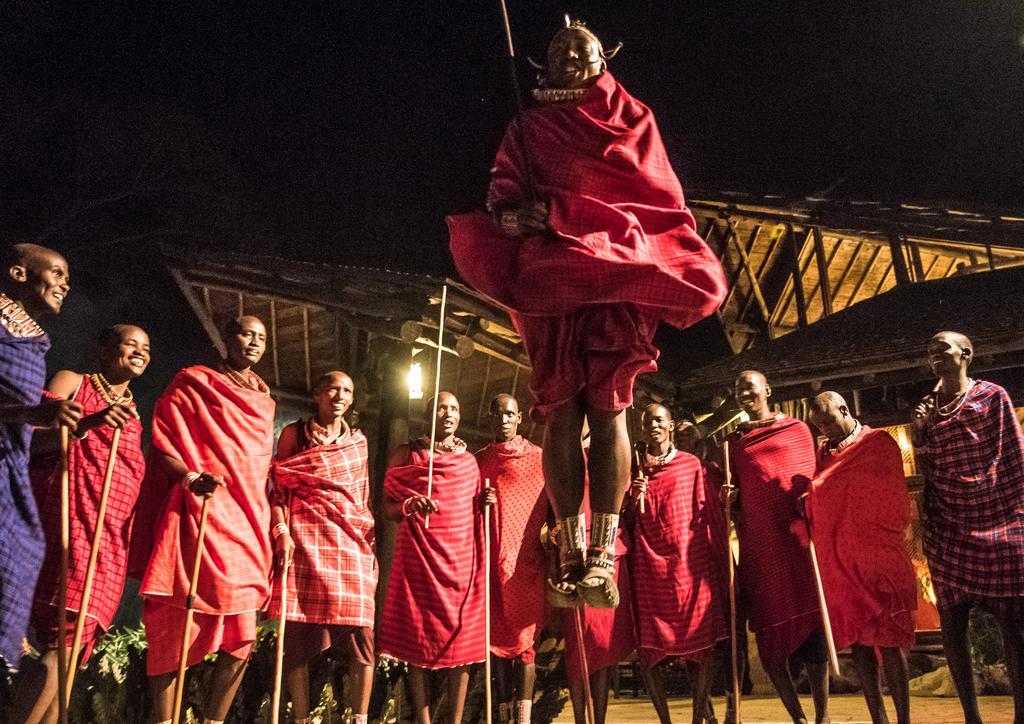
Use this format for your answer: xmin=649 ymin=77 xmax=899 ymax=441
xmin=939 ymin=602 xmax=982 ymax=724
xmin=406 ymin=666 xmax=431 ymax=724
xmin=805 ymin=661 xmax=830 ymax=724
xmin=764 ymin=661 xmax=808 ymax=723
xmin=518 ymin=660 xmax=537 ymax=723
xmin=851 ymin=645 xmax=887 ymax=723
xmin=592 ymin=666 xmax=611 ymax=724
xmin=568 ymin=677 xmax=588 ymax=724
xmin=995 ymin=612 xmax=1024 ymax=724
xmin=687 ymin=653 xmax=717 ymax=724
xmin=445 ymin=665 xmax=471 ymax=724
xmin=880 ymin=647 xmax=910 ymax=724
xmin=9 ymin=649 xmax=59 ymax=724
xmin=542 ymin=396 xmax=586 ymax=519
xmin=641 ymin=662 xmax=672 ymax=724
xmin=348 ymin=659 xmax=374 ymax=717
xmin=148 ymin=671 xmax=176 ymax=722
xmin=203 ymin=653 xmax=248 ymax=721
xmin=492 ymin=655 xmax=514 ymax=721
xmin=285 ymin=661 xmax=311 ymax=719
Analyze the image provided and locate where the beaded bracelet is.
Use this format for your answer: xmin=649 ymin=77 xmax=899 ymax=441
xmin=272 ymin=522 xmax=290 ymax=541
xmin=181 ymin=471 xmax=202 ymax=491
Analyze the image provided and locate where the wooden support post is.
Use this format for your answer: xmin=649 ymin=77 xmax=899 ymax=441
xmin=909 ymin=242 xmax=926 ymax=281
xmin=846 ymin=245 xmax=884 ymax=306
xmin=830 ymin=241 xmax=863 ymax=309
xmin=887 ymin=231 xmax=912 ymax=285
xmin=727 ymin=222 xmax=773 ymax=338
xmin=302 ymin=306 xmax=312 ymax=392
xmin=476 ymin=356 xmax=493 ymax=425
xmin=269 ymin=299 xmax=281 ymax=387
xmin=986 ymin=244 xmax=997 ymax=271
xmin=811 ymin=227 xmax=834 ymax=316
xmin=237 ymin=291 xmax=244 ymax=318
xmin=786 ymin=224 xmax=809 ymax=327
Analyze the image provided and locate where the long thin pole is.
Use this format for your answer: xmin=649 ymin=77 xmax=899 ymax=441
xmin=495 ymin=0 xmax=537 ymax=198
xmin=424 ymin=284 xmax=448 ymax=529
xmin=633 ymin=447 xmax=646 ymax=514
xmin=807 ymin=531 xmax=841 ymax=676
xmin=572 ymin=608 xmax=595 ymax=724
xmin=483 ymin=480 xmax=493 ymax=724
xmin=270 ymin=495 xmax=290 ymax=724
xmin=171 ymin=495 xmax=212 ymax=724
xmin=65 ymin=427 xmax=122 ymax=705
xmin=57 ymin=425 xmax=71 ymax=724
xmin=722 ymin=439 xmax=741 ymax=724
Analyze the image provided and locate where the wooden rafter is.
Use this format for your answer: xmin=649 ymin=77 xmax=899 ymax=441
xmin=719 ymin=222 xmax=763 ymax=313
xmin=830 ymin=241 xmax=864 ymax=310
xmin=811 ymin=227 xmax=834 ymax=316
xmin=737 ymin=227 xmax=786 ymax=322
xmin=772 ymin=226 xmax=813 ymax=329
xmin=870 ymin=262 xmax=895 ymax=297
xmin=845 ymin=245 xmax=884 ymax=306
xmin=804 ymin=235 xmax=843 ymax=319
xmin=168 ymin=270 xmax=226 ymax=357
xmin=728 ymin=223 xmax=772 ymax=329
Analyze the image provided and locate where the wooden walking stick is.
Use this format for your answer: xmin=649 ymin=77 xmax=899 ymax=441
xmin=57 ymin=425 xmax=71 ymax=724
xmin=633 ymin=444 xmax=646 ymax=514
xmin=805 ymin=515 xmax=841 ymax=676
xmin=483 ymin=478 xmax=493 ymax=724
xmin=722 ymin=439 xmax=741 ymax=724
xmin=571 ymin=607 xmax=596 ymax=724
xmin=270 ymin=492 xmax=292 ymax=724
xmin=65 ymin=427 xmax=122 ymax=706
xmin=171 ymin=493 xmax=213 ymax=724
xmin=423 ymin=284 xmax=448 ymax=530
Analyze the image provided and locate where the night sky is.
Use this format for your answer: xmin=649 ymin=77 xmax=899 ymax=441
xmin=2 ymin=1 xmax=1023 ymax=402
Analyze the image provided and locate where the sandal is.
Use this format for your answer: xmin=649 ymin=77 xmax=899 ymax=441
xmin=576 ymin=512 xmax=620 ymax=608
xmin=546 ymin=514 xmax=585 ymax=608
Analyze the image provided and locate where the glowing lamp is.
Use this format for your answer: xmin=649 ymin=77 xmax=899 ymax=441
xmin=407 ymin=362 xmax=424 ymax=400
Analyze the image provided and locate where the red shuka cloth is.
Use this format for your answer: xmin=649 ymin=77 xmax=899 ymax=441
xmin=730 ymin=417 xmax=820 ymax=667
xmin=628 ymin=452 xmax=728 ymax=668
xmin=377 ymin=446 xmax=486 ymax=669
xmin=918 ymin=380 xmax=1024 ymax=604
xmin=475 ymin=436 xmax=548 ymax=661
xmin=447 ymin=72 xmax=725 ymax=419
xmin=267 ymin=425 xmax=377 ymax=627
xmin=448 ymin=72 xmax=725 ymax=327
xmin=30 ymin=376 xmax=146 ymax=656
xmin=133 ymin=365 xmax=276 ymax=615
xmin=808 ymin=427 xmax=917 ymax=650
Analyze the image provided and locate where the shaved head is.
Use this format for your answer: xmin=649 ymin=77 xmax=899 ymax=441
xmin=489 ymin=393 xmax=519 ymax=415
xmin=222 ymin=315 xmax=265 ymax=338
xmin=928 ymin=330 xmax=973 ymax=377
xmin=488 ymin=392 xmax=522 ymax=442
xmin=314 ymin=370 xmax=354 ymax=394
xmin=812 ymin=390 xmax=847 ymax=412
xmin=643 ymin=402 xmax=673 ymax=421
xmin=2 ymin=243 xmax=70 ymax=317
xmin=808 ymin=390 xmax=856 ymax=445
xmin=222 ymin=315 xmax=267 ymax=370
xmin=735 ymin=370 xmax=772 ymax=420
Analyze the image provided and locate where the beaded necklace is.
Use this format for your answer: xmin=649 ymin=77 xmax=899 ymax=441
xmin=89 ymin=372 xmax=133 ymax=406
xmin=434 ymin=437 xmax=467 ymax=454
xmin=532 ymin=87 xmax=588 ymax=103
xmin=306 ymin=416 xmax=349 ymax=447
xmin=0 ymin=294 xmax=43 ymax=338
xmin=220 ymin=361 xmax=270 ymax=395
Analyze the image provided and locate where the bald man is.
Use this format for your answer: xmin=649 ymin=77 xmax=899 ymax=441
xmin=729 ymin=371 xmax=828 ymax=724
xmin=0 ymin=244 xmax=78 ymax=671
xmin=268 ymin=371 xmax=376 ymax=724
xmin=628 ymin=403 xmax=727 ymax=724
xmin=475 ymin=393 xmax=547 ymax=724
xmin=912 ymin=332 xmax=1024 ymax=724
xmin=131 ymin=316 xmax=276 ymax=724
xmin=808 ymin=392 xmax=916 ymax=724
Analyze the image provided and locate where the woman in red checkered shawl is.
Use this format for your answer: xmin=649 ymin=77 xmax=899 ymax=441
xmin=912 ymin=331 xmax=1024 ymax=724
xmin=268 ymin=371 xmax=376 ymax=724
xmin=11 ymin=324 xmax=150 ymax=722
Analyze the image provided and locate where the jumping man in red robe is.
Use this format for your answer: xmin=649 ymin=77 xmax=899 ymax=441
xmin=133 ymin=316 xmax=275 ymax=724
xmin=627 ymin=403 xmax=727 ymax=724
xmin=12 ymin=324 xmax=151 ymax=723
xmin=448 ymin=17 xmax=726 ymax=611
xmin=808 ymin=392 xmax=916 ymax=724
xmin=268 ymin=371 xmax=376 ymax=724
xmin=475 ymin=394 xmax=548 ymax=724
xmin=912 ymin=332 xmax=1024 ymax=724
xmin=730 ymin=371 xmax=829 ymax=724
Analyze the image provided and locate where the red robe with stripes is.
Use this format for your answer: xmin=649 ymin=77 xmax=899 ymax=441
xmin=809 ymin=426 xmax=917 ymax=650
xmin=475 ymin=436 xmax=548 ymax=662
xmin=378 ymin=445 xmax=485 ymax=669
xmin=730 ymin=416 xmax=820 ymax=668
xmin=628 ymin=451 xmax=728 ymax=668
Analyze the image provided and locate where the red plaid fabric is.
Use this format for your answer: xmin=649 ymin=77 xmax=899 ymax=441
xmin=266 ymin=424 xmax=376 ymax=628
xmin=475 ymin=436 xmax=547 ymax=660
xmin=30 ymin=375 xmax=146 ymax=658
xmin=628 ymin=452 xmax=728 ymax=669
xmin=448 ymin=72 xmax=726 ymax=420
xmin=919 ymin=380 xmax=1024 ymax=604
xmin=808 ymin=427 xmax=917 ymax=650
xmin=377 ymin=445 xmax=486 ymax=669
xmin=134 ymin=365 xmax=276 ymax=616
xmin=730 ymin=417 xmax=820 ymax=667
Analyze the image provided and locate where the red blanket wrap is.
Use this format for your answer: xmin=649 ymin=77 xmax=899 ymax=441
xmin=447 ymin=72 xmax=725 ymax=420
xmin=730 ymin=417 xmax=820 ymax=667
xmin=267 ymin=426 xmax=377 ymax=627
xmin=918 ymin=380 xmax=1024 ymax=605
xmin=809 ymin=427 xmax=917 ymax=650
xmin=30 ymin=376 xmax=146 ymax=657
xmin=628 ymin=452 xmax=728 ymax=668
xmin=475 ymin=436 xmax=548 ymax=661
xmin=133 ymin=365 xmax=276 ymax=615
xmin=378 ymin=447 xmax=486 ymax=669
